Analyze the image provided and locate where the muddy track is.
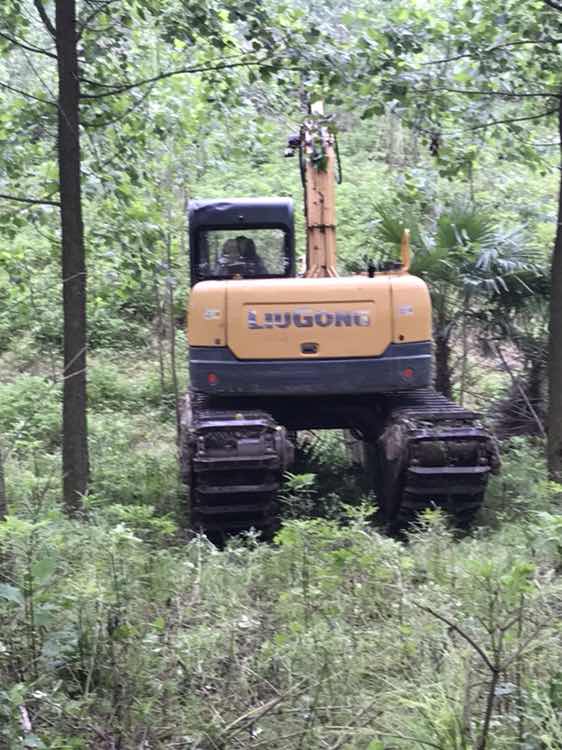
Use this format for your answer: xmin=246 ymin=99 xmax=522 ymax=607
xmin=376 ymin=389 xmax=501 ymax=531
xmin=180 ymin=392 xmax=293 ymax=541
xmin=181 ymin=388 xmax=500 ymax=539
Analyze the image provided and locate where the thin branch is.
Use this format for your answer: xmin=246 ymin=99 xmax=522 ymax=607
xmin=544 ymin=0 xmax=562 ymax=11
xmin=493 ymin=342 xmax=546 ymax=438
xmin=33 ymin=0 xmax=56 ymax=39
xmin=0 ymin=80 xmax=55 ymax=105
xmin=251 ymin=731 xmax=312 ymax=749
xmin=0 ymin=193 xmax=60 ymax=207
xmin=502 ymin=620 xmax=551 ymax=670
xmin=423 ymin=38 xmax=562 ymax=65
xmin=372 ymin=733 xmax=443 ymax=749
xmin=218 ymin=676 xmax=312 ymax=743
xmin=79 ymin=57 xmax=272 ymax=99
xmin=221 ymin=695 xmax=285 ymax=739
xmin=0 ymin=30 xmax=57 ymax=58
xmin=464 ymin=107 xmax=560 ymax=132
xmin=415 ymin=107 xmax=562 ymax=136
xmin=21 ymin=42 xmax=60 ymax=113
xmin=80 ymin=47 xmax=252 ymax=76
xmin=329 ymin=699 xmax=380 ymax=750
xmin=78 ymin=0 xmax=119 ymax=40
xmin=414 ymin=602 xmax=496 ymax=673
xmin=82 ymin=82 xmax=156 ymax=128
xmin=418 ymin=87 xmax=560 ymax=99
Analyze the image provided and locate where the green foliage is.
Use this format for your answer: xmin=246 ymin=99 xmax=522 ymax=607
xmin=88 ymin=361 xmax=148 ymax=412
xmin=484 ymin=436 xmax=558 ymax=523
xmin=375 ymin=201 xmax=537 ymax=295
xmin=0 ymin=376 xmax=61 ymax=450
xmin=1 ymin=0 xmax=562 ymax=746
xmin=89 ymin=410 xmax=181 ymax=513
xmin=1 ymin=486 xmax=561 ymax=748
xmin=279 ymin=471 xmax=317 ymax=518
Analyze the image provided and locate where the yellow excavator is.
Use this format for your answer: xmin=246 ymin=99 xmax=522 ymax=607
xmin=181 ymin=104 xmax=500 ymax=537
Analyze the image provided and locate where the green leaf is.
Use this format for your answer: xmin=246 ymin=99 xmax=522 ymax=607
xmin=153 ymin=616 xmax=166 ymax=631
xmin=24 ymin=736 xmax=46 ymax=748
xmin=0 ymin=583 xmax=24 ymax=605
xmin=32 ymin=555 xmax=57 ymax=585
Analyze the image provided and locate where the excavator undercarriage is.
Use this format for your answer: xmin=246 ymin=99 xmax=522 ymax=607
xmin=181 ymin=388 xmax=500 ymax=539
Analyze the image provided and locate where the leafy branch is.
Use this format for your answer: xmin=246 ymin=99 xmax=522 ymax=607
xmin=422 ymin=37 xmax=562 ymax=66
xmin=0 ymin=80 xmax=55 ymax=106
xmin=79 ymin=56 xmax=282 ymax=99
xmin=463 ymin=107 xmax=560 ymax=132
xmin=414 ymin=107 xmax=560 ymax=135
xmin=414 ymin=602 xmax=496 ymax=672
xmin=0 ymin=30 xmax=56 ymax=58
xmin=417 ymin=87 xmax=560 ymax=99
xmin=77 ymin=0 xmax=119 ymax=39
xmin=82 ymin=83 xmax=157 ymax=129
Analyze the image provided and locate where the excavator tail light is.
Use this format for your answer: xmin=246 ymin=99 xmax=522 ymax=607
xmin=207 ymin=372 xmax=219 ymax=385
xmin=402 ymin=367 xmax=414 ymax=379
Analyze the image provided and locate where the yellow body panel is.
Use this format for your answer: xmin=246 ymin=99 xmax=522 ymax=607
xmin=188 ymin=274 xmax=431 ymax=359
xmin=228 ymin=277 xmax=389 ymax=359
xmin=188 ymin=283 xmax=226 ymax=346
xmin=390 ymin=274 xmax=432 ymax=344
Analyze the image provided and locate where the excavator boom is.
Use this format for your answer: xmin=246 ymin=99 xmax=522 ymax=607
xmin=301 ymin=102 xmax=338 ymax=277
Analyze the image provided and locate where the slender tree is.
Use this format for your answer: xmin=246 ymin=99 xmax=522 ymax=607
xmin=28 ymin=0 xmax=89 ymax=515
xmin=0 ymin=444 xmax=7 ymax=522
xmin=54 ymin=0 xmax=88 ymax=513
xmin=547 ymin=92 xmax=562 ymax=478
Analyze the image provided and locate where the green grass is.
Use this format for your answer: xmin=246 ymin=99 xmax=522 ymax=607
xmin=1 ymin=327 xmax=561 ymax=749
xmin=0 ymin=499 xmax=561 ymax=748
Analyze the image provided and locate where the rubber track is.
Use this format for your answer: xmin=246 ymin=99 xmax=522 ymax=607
xmin=377 ymin=389 xmax=500 ymax=530
xmin=181 ymin=391 xmax=292 ymax=540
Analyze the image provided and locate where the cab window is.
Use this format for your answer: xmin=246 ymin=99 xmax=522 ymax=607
xmin=197 ymin=228 xmax=289 ymax=279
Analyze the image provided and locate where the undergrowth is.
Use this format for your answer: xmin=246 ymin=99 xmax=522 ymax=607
xmin=1 ymin=343 xmax=561 ymax=749
xmin=0 ymin=498 xmax=561 ymax=749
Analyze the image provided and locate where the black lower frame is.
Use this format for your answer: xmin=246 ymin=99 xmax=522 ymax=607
xmin=189 ymin=341 xmax=432 ymax=396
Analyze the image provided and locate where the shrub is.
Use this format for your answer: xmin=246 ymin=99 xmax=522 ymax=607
xmin=0 ymin=375 xmax=61 ymax=451
xmin=88 ymin=361 xmax=144 ymax=412
xmin=89 ymin=410 xmax=181 ymax=513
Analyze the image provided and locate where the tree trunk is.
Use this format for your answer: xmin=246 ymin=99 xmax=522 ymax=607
xmin=56 ymin=0 xmax=88 ymax=514
xmin=153 ymin=269 xmax=166 ymax=402
xmin=548 ymin=94 xmax=562 ymax=481
xmin=165 ymin=229 xmax=181 ymax=444
xmin=459 ymin=294 xmax=469 ymax=406
xmin=0 ymin=444 xmax=7 ymax=521
xmin=434 ymin=328 xmax=453 ymax=399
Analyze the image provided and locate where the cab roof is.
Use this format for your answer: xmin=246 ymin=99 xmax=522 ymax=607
xmin=189 ymin=198 xmax=294 ymax=231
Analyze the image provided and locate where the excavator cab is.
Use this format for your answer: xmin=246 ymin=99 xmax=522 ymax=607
xmin=189 ymin=198 xmax=295 ymax=285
